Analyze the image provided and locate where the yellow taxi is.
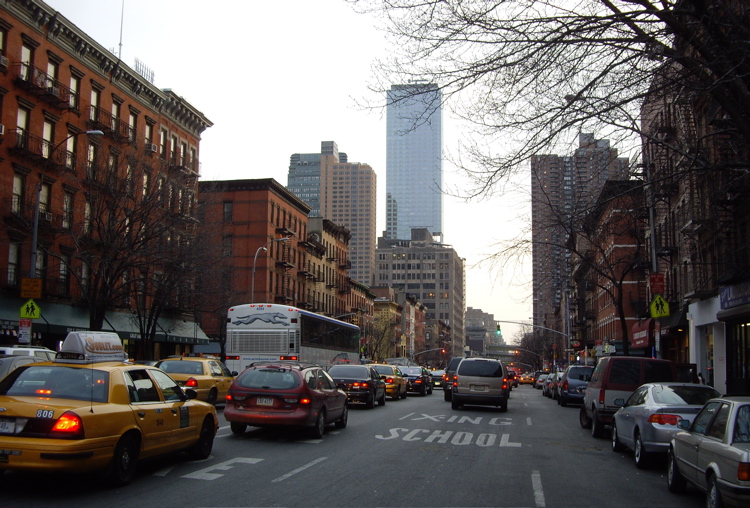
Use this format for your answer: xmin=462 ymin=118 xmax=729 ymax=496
xmin=0 ymin=332 xmax=218 ymax=485
xmin=155 ymin=354 xmax=236 ymax=405
xmin=371 ymin=364 xmax=408 ymax=400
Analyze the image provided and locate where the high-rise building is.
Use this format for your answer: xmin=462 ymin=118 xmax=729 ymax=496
xmin=530 ymin=134 xmax=629 ymax=336
xmin=386 ymin=83 xmax=443 ymax=240
xmin=287 ymin=141 xmax=377 ymax=285
xmin=374 ymin=228 xmax=465 ymax=356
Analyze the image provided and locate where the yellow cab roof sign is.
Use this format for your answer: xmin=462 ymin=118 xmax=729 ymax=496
xmin=55 ymin=331 xmax=127 ymax=364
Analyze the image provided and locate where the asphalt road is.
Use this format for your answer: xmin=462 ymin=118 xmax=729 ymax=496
xmin=1 ymin=384 xmax=706 ymax=507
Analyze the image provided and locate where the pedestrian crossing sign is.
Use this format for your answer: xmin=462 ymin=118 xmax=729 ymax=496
xmin=650 ymin=294 xmax=670 ymax=318
xmin=20 ymin=299 xmax=41 ymax=319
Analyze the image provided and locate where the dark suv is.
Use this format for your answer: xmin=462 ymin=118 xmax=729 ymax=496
xmin=224 ymin=361 xmax=348 ymax=438
xmin=327 ymin=364 xmax=386 ymax=408
xmin=442 ymin=357 xmax=465 ymax=401
xmin=557 ymin=365 xmax=594 ymax=407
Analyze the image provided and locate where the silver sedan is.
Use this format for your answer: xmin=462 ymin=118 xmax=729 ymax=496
xmin=611 ymin=382 xmax=720 ymax=468
xmin=668 ymin=397 xmax=750 ymax=508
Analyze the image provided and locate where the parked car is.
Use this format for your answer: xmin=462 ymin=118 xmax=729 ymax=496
xmin=534 ymin=373 xmax=549 ymax=390
xmin=0 ymin=345 xmax=56 ymax=361
xmin=506 ymin=370 xmax=519 ymax=389
xmin=451 ymin=357 xmax=509 ymax=411
xmin=431 ymin=369 xmax=445 ymax=388
xmin=0 ymin=354 xmax=45 ymax=381
xmin=580 ymin=356 xmax=678 ymax=438
xmin=0 ymin=332 xmax=217 ymax=485
xmin=557 ymin=365 xmax=594 ymax=407
xmin=611 ymin=382 xmax=720 ymax=468
xmin=442 ymin=356 xmax=465 ymax=401
xmin=543 ymin=372 xmax=559 ymax=398
xmin=400 ymin=366 xmax=433 ymax=395
xmin=224 ymin=361 xmax=348 ymax=438
xmin=372 ymin=364 xmax=407 ymax=400
xmin=667 ymin=397 xmax=750 ymax=507
xmin=327 ymin=364 xmax=386 ymax=408
xmin=155 ymin=355 xmax=236 ymax=405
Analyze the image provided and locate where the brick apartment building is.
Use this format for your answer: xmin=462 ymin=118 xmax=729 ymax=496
xmin=0 ymin=0 xmax=212 ymax=358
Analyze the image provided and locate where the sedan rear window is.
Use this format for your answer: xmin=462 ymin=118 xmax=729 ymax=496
xmin=328 ymin=366 xmax=367 ymax=377
xmin=157 ymin=361 xmax=204 ymax=375
xmin=652 ymin=385 xmax=719 ymax=405
xmin=0 ymin=366 xmax=109 ymax=402
xmin=458 ymin=360 xmax=504 ymax=377
xmin=401 ymin=367 xmax=423 ymax=376
xmin=236 ymin=368 xmax=300 ymax=389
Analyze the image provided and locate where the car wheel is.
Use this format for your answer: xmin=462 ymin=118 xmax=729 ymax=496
xmin=451 ymin=397 xmax=461 ymax=410
xmin=634 ymin=431 xmax=651 ymax=468
xmin=579 ymin=405 xmax=592 ymax=429
xmin=560 ymin=396 xmax=568 ymax=407
xmin=310 ymin=410 xmax=326 ymax=439
xmin=444 ymin=390 xmax=451 ymax=402
xmin=421 ymin=386 xmax=427 ymax=396
xmin=108 ymin=434 xmax=139 ymax=486
xmin=365 ymin=394 xmax=375 ymax=409
xmin=378 ymin=391 xmax=386 ymax=406
xmin=707 ymin=474 xmax=724 ymax=508
xmin=667 ymin=448 xmax=687 ymax=494
xmin=187 ymin=417 xmax=215 ymax=460
xmin=591 ymin=409 xmax=604 ymax=438
xmin=335 ymin=404 xmax=348 ymax=429
xmin=401 ymin=387 xmax=407 ymax=399
xmin=207 ymin=388 xmax=218 ymax=405
xmin=230 ymin=422 xmax=247 ymax=435
xmin=500 ymin=400 xmax=508 ymax=412
xmin=611 ymin=421 xmax=626 ymax=452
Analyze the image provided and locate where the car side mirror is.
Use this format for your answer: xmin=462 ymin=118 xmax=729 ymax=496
xmin=677 ymin=419 xmax=690 ymax=430
xmin=232 ymin=371 xmax=238 ymax=376
xmin=614 ymin=398 xmax=625 ymax=407
xmin=184 ymin=388 xmax=198 ymax=400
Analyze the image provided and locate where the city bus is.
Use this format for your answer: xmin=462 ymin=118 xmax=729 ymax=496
xmin=224 ymin=304 xmax=361 ymax=373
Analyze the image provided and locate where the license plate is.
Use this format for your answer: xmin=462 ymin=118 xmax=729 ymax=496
xmin=0 ymin=420 xmax=15 ymax=434
xmin=473 ymin=385 xmax=486 ymax=392
xmin=256 ymin=397 xmax=274 ymax=406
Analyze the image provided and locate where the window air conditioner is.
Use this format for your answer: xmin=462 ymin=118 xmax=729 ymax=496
xmin=145 ymin=143 xmax=157 ymax=153
xmin=0 ymin=124 xmax=5 ymax=136
xmin=0 ymin=56 xmax=8 ymax=69
xmin=47 ymin=87 xmax=60 ymax=97
xmin=42 ymin=212 xmax=53 ymax=221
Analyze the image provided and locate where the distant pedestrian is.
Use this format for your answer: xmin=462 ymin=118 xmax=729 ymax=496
xmin=698 ymin=372 xmax=705 ymax=385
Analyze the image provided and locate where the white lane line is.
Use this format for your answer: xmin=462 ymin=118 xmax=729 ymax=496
xmin=527 ymin=416 xmax=532 ymax=426
xmin=272 ymin=457 xmax=328 ymax=483
xmin=531 ymin=470 xmax=546 ymax=508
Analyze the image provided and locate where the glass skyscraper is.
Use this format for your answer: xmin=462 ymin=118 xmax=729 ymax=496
xmin=386 ymin=83 xmax=443 ymax=240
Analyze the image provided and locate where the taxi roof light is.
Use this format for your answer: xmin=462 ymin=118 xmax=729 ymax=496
xmin=54 ymin=332 xmax=126 ymax=364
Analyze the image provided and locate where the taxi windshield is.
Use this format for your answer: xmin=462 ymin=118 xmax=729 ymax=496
xmin=0 ymin=365 xmax=109 ymax=402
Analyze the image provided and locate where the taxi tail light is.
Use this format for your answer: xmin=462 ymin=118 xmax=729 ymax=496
xmin=386 ymin=377 xmax=394 ymax=384
xmin=185 ymin=377 xmax=198 ymax=388
xmin=738 ymin=463 xmax=750 ymax=481
xmin=49 ymin=411 xmax=84 ymax=439
xmin=647 ymin=414 xmax=680 ymax=426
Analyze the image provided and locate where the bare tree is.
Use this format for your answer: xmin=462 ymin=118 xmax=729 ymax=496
xmin=356 ymin=0 xmax=750 ymax=195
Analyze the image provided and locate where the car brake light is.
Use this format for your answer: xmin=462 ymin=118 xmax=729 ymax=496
xmin=226 ymin=355 xmax=240 ymax=360
xmin=599 ymin=389 xmax=605 ymax=405
xmin=647 ymin=414 xmax=680 ymax=425
xmin=738 ymin=463 xmax=750 ymax=481
xmin=562 ymin=380 xmax=569 ymax=390
xmin=415 ymin=379 xmax=422 ymax=384
xmin=50 ymin=411 xmax=84 ymax=438
xmin=387 ymin=377 xmax=394 ymax=383
xmin=298 ymin=397 xmax=311 ymax=404
xmin=185 ymin=377 xmax=198 ymax=388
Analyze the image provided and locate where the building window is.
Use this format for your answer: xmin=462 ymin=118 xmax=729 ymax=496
xmin=142 ymin=172 xmax=150 ymax=197
xmin=223 ymin=202 xmax=233 ymax=222
xmin=222 ymin=235 xmax=233 ymax=257
xmin=39 ymin=182 xmax=51 ymax=214
xmin=111 ymin=101 xmax=120 ymax=132
xmin=159 ymin=129 xmax=167 ymax=158
xmin=83 ymin=201 xmax=92 ymax=234
xmin=62 ymin=192 xmax=73 ymax=229
xmin=8 ymin=242 xmax=20 ymax=287
xmin=90 ymin=88 xmax=100 ymax=122
xmin=128 ymin=112 xmax=137 ymax=143
xmin=12 ymin=174 xmax=23 ymax=214
xmin=69 ymin=75 xmax=80 ymax=110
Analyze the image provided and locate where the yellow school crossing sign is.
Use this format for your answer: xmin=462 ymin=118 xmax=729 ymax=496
xmin=20 ymin=299 xmax=41 ymax=319
xmin=650 ymin=294 xmax=670 ymax=318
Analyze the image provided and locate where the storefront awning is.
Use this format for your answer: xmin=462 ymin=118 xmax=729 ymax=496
xmin=631 ymin=318 xmax=654 ymax=349
xmin=154 ymin=318 xmax=209 ymax=345
xmin=657 ymin=307 xmax=688 ymax=335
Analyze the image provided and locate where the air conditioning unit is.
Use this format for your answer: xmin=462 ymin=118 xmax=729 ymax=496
xmin=0 ymin=56 xmax=8 ymax=69
xmin=145 ymin=143 xmax=157 ymax=153
xmin=47 ymin=87 xmax=60 ymax=97
xmin=0 ymin=124 xmax=5 ymax=136
xmin=42 ymin=212 xmax=53 ymax=221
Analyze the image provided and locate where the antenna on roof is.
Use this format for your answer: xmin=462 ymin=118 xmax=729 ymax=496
xmin=117 ymin=0 xmax=125 ymax=59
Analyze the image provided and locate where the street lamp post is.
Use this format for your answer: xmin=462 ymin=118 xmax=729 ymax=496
xmin=30 ymin=130 xmax=103 ymax=278
xmin=251 ymin=237 xmax=290 ymax=303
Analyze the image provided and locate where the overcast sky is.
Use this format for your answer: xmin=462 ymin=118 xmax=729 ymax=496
xmin=44 ymin=0 xmax=533 ymax=343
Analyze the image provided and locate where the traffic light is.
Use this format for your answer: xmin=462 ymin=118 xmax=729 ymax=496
xmin=441 ymin=349 xmax=446 ymax=354
xmin=496 ymin=324 xmax=501 ymax=335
